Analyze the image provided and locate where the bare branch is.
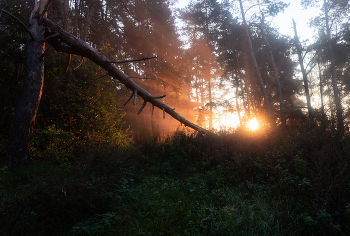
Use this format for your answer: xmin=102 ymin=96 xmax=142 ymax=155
xmin=39 ymin=0 xmax=53 ymax=22
xmin=39 ymin=47 xmax=52 ymax=60
xmin=73 ymin=56 xmax=84 ymax=70
xmin=119 ymin=0 xmax=139 ymax=22
xmin=0 ymin=8 xmax=35 ymax=40
xmin=306 ymin=64 xmax=317 ymax=75
xmin=124 ymin=93 xmax=134 ymax=106
xmin=129 ymin=76 xmax=155 ymax=80
xmin=133 ymin=91 xmax=137 ymax=105
xmin=138 ymin=101 xmax=147 ymax=114
xmin=65 ymin=54 xmax=71 ymax=72
xmin=152 ymin=95 xmax=166 ymax=99
xmin=43 ymin=32 xmax=59 ymax=42
xmin=107 ymin=56 xmax=157 ymax=64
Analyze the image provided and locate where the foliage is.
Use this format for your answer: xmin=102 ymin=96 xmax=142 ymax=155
xmin=1 ymin=128 xmax=350 ymax=235
xmin=29 ymin=125 xmax=77 ymax=161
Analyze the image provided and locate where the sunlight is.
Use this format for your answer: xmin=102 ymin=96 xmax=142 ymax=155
xmin=213 ymin=113 xmax=241 ymax=130
xmin=247 ymin=118 xmax=259 ymax=131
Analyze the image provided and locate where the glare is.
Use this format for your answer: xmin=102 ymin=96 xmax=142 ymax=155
xmin=247 ymin=118 xmax=259 ymax=131
xmin=213 ymin=112 xmax=241 ymax=130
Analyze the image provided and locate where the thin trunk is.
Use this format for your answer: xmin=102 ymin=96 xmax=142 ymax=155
xmin=292 ymin=19 xmax=313 ymax=124
xmin=236 ymin=57 xmax=251 ymax=118
xmin=205 ymin=0 xmax=213 ymax=130
xmin=238 ymin=0 xmax=273 ymax=121
xmin=83 ymin=2 xmax=95 ymax=41
xmin=59 ymin=0 xmax=69 ymax=31
xmin=317 ymin=56 xmax=327 ymax=128
xmin=235 ymin=76 xmax=242 ymax=126
xmin=324 ymin=0 xmax=343 ymax=134
xmin=260 ymin=16 xmax=286 ymax=129
xmin=6 ymin=2 xmax=47 ymax=169
xmin=73 ymin=0 xmax=78 ymax=36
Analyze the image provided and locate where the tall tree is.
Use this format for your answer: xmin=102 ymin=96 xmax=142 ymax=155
xmin=324 ymin=0 xmax=344 ymax=134
xmin=301 ymin=0 xmax=349 ymax=133
xmin=4 ymin=0 xmax=50 ymax=168
xmin=238 ymin=0 xmax=273 ymax=122
xmin=293 ymin=19 xmax=314 ymax=124
xmin=260 ymin=15 xmax=286 ymax=129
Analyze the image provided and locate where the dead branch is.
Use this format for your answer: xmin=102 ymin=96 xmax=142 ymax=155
xmin=129 ymin=76 xmax=155 ymax=80
xmin=152 ymin=95 xmax=166 ymax=99
xmin=138 ymin=100 xmax=147 ymax=114
xmin=107 ymin=56 xmax=157 ymax=64
xmin=133 ymin=91 xmax=137 ymax=105
xmin=0 ymin=8 xmax=35 ymax=40
xmin=40 ymin=47 xmax=52 ymax=60
xmin=73 ymin=56 xmax=84 ymax=70
xmin=65 ymin=54 xmax=71 ymax=72
xmin=42 ymin=32 xmax=59 ymax=42
xmin=124 ymin=93 xmax=134 ymax=106
xmin=119 ymin=0 xmax=139 ymax=22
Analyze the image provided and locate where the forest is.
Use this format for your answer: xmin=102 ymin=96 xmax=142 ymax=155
xmin=1 ymin=0 xmax=350 ymax=235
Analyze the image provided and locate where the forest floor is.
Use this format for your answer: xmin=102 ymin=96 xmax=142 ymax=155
xmin=1 ymin=128 xmax=350 ymax=235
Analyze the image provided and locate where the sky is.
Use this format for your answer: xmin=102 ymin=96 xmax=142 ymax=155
xmin=174 ymin=0 xmax=321 ymax=42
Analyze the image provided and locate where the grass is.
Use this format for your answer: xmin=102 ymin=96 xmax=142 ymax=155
xmin=0 ymin=128 xmax=350 ymax=235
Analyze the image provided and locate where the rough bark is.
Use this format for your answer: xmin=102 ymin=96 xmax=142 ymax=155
xmin=238 ymin=0 xmax=273 ymax=121
xmin=292 ymin=19 xmax=314 ymax=124
xmin=42 ymin=17 xmax=209 ymax=134
xmin=260 ymin=17 xmax=286 ymax=129
xmin=324 ymin=0 xmax=344 ymax=134
xmin=5 ymin=6 xmax=46 ymax=168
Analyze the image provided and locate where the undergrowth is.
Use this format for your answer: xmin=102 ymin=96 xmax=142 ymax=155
xmin=1 ymin=127 xmax=350 ymax=235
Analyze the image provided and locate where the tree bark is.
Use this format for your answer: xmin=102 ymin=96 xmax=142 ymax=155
xmin=5 ymin=5 xmax=46 ymax=168
xmin=238 ymin=0 xmax=273 ymax=122
xmin=260 ymin=17 xmax=286 ymax=129
xmin=292 ymin=19 xmax=314 ymax=125
xmin=324 ymin=0 xmax=343 ymax=134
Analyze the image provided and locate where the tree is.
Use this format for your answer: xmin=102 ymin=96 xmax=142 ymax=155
xmin=238 ymin=0 xmax=277 ymax=123
xmin=4 ymin=0 xmax=49 ymax=168
xmin=301 ymin=0 xmax=348 ymax=134
xmin=260 ymin=15 xmax=286 ymax=129
xmin=292 ymin=19 xmax=314 ymax=125
xmin=323 ymin=0 xmax=344 ymax=134
xmin=3 ymin=0 xmax=209 ymax=169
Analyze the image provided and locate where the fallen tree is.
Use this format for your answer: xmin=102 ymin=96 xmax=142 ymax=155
xmin=42 ymin=17 xmax=208 ymax=134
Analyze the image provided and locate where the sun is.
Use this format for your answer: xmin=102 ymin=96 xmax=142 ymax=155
xmin=247 ymin=118 xmax=259 ymax=131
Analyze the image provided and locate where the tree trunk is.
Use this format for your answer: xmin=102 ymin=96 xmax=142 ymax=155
xmin=238 ymin=0 xmax=273 ymax=122
xmin=292 ymin=19 xmax=313 ymax=125
xmin=317 ymin=56 xmax=327 ymax=128
xmin=6 ymin=4 xmax=47 ymax=169
xmin=260 ymin=16 xmax=286 ymax=129
xmin=324 ymin=0 xmax=343 ymax=134
xmin=235 ymin=76 xmax=242 ymax=126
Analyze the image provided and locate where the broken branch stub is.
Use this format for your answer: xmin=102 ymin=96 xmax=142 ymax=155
xmin=42 ymin=17 xmax=209 ymax=135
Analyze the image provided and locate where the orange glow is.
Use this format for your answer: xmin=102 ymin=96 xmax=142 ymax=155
xmin=213 ymin=113 xmax=241 ymax=130
xmin=247 ymin=118 xmax=259 ymax=131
